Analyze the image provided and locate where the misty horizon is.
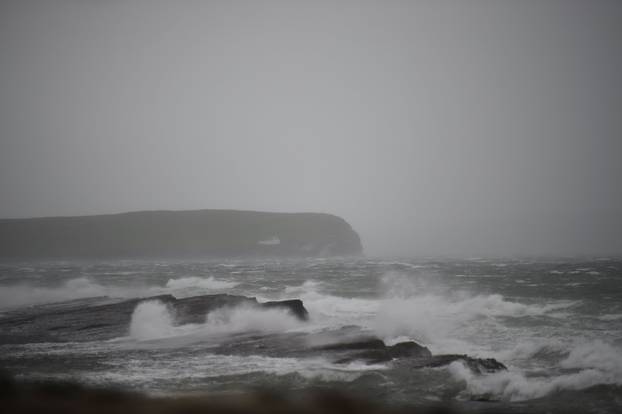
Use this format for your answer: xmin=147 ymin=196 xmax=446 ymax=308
xmin=2 ymin=0 xmax=621 ymax=257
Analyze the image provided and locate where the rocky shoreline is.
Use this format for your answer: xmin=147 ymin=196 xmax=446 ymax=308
xmin=0 ymin=293 xmax=507 ymax=378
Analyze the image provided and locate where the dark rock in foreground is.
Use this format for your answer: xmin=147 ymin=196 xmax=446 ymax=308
xmin=0 ymin=374 xmax=474 ymax=414
xmin=0 ymin=209 xmax=363 ymax=259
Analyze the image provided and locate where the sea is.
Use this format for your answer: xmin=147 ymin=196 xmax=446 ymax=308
xmin=0 ymin=257 xmax=621 ymax=413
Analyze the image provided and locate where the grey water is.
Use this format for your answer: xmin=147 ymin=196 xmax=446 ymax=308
xmin=1 ymin=258 xmax=621 ymax=413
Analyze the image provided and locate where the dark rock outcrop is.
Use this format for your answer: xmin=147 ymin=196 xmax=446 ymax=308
xmin=316 ymin=337 xmax=505 ymax=374
xmin=387 ymin=341 xmax=433 ymax=359
xmin=416 ymin=354 xmax=507 ymax=373
xmin=319 ymin=338 xmax=433 ymax=365
xmin=262 ymin=299 xmax=309 ymax=321
xmin=0 ymin=209 xmax=363 ymax=259
xmin=158 ymin=294 xmax=310 ymax=323
xmin=319 ymin=338 xmax=387 ymax=352
xmin=0 ymin=294 xmax=309 ymax=344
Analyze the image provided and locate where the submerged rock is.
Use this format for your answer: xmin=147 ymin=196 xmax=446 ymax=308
xmin=387 ymin=341 xmax=432 ymax=359
xmin=321 ymin=338 xmax=504 ymax=374
xmin=413 ymin=354 xmax=507 ymax=373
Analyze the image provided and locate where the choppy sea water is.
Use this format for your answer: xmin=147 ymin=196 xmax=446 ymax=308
xmin=0 ymin=258 xmax=621 ymax=413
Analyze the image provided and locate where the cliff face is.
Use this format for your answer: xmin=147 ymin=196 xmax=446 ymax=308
xmin=0 ymin=210 xmax=363 ymax=259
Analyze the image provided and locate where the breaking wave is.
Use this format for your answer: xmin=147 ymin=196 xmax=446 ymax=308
xmin=371 ymin=274 xmax=578 ymax=352
xmin=128 ymin=300 xmax=301 ymax=341
xmin=129 ymin=300 xmax=176 ymax=340
xmin=279 ymin=280 xmax=378 ymax=329
xmin=0 ymin=278 xmax=136 ymax=309
xmin=269 ymin=274 xmax=581 ymax=358
xmin=449 ymin=340 xmax=622 ymax=401
xmin=0 ymin=276 xmax=239 ymax=309
xmin=165 ymin=276 xmax=239 ymax=290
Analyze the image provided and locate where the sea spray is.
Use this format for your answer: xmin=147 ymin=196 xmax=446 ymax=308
xmin=203 ymin=305 xmax=301 ymax=334
xmin=165 ymin=276 xmax=239 ymax=290
xmin=128 ymin=301 xmax=302 ymax=341
xmin=0 ymin=277 xmax=128 ymax=309
xmin=448 ymin=339 xmax=622 ymax=401
xmin=129 ymin=300 xmax=176 ymax=340
xmin=0 ymin=275 xmax=239 ymax=310
xmin=372 ymin=273 xmax=578 ymax=352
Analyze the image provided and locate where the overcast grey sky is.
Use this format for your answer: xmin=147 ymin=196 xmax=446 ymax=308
xmin=1 ymin=0 xmax=621 ymax=257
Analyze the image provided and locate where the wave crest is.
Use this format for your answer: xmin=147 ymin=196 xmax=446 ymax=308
xmin=449 ymin=340 xmax=622 ymax=401
xmin=165 ymin=276 xmax=238 ymax=291
xmin=127 ymin=300 xmax=301 ymax=341
xmin=129 ymin=300 xmax=176 ymax=340
xmin=373 ymin=274 xmax=577 ymax=350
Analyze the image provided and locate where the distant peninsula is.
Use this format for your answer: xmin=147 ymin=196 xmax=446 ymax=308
xmin=0 ymin=209 xmax=363 ymax=259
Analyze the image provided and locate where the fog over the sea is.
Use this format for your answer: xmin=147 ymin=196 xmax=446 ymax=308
xmin=1 ymin=0 xmax=621 ymax=257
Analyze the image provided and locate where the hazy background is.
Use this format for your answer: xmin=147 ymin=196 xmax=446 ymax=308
xmin=1 ymin=0 xmax=621 ymax=257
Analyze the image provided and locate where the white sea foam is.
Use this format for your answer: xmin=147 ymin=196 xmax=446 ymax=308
xmin=0 ymin=275 xmax=240 ymax=309
xmin=79 ymin=353 xmax=387 ymax=388
xmin=280 ymin=280 xmax=378 ymax=330
xmin=371 ymin=274 xmax=577 ymax=351
xmin=203 ymin=305 xmax=301 ymax=334
xmin=561 ymin=340 xmax=622 ymax=373
xmin=283 ymin=280 xmax=323 ymax=295
xmin=449 ymin=340 xmax=622 ymax=401
xmin=127 ymin=300 xmax=301 ymax=341
xmin=165 ymin=276 xmax=238 ymax=290
xmin=0 ymin=277 xmax=142 ymax=309
xmin=271 ymin=273 xmax=582 ymax=357
xmin=494 ymin=339 xmax=568 ymax=362
xmin=597 ymin=313 xmax=622 ymax=321
xmin=129 ymin=300 xmax=176 ymax=340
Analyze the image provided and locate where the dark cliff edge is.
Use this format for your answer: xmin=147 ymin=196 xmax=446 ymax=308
xmin=0 ymin=209 xmax=363 ymax=259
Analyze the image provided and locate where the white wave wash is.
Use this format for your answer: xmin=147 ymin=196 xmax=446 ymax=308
xmin=285 ymin=273 xmax=621 ymax=401
xmin=129 ymin=300 xmax=176 ymax=340
xmin=448 ymin=340 xmax=622 ymax=401
xmin=0 ymin=277 xmax=142 ymax=309
xmin=598 ymin=313 xmax=622 ymax=321
xmin=494 ymin=338 xmax=569 ymax=363
xmin=77 ymin=354 xmax=388 ymax=389
xmin=128 ymin=300 xmax=301 ymax=341
xmin=371 ymin=274 xmax=578 ymax=353
xmin=165 ymin=276 xmax=239 ymax=291
xmin=270 ymin=274 xmax=581 ymax=356
xmin=11 ymin=341 xmax=387 ymax=386
xmin=0 ymin=275 xmax=240 ymax=309
xmin=280 ymin=279 xmax=379 ymax=330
